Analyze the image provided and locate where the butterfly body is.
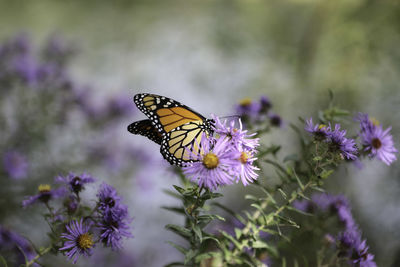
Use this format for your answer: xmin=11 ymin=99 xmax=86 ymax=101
xmin=128 ymin=93 xmax=214 ymax=166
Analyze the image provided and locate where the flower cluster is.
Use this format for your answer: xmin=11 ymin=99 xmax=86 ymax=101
xmin=235 ymin=96 xmax=282 ymax=127
xmin=294 ymin=193 xmax=377 ymax=267
xmin=21 ymin=172 xmax=132 ymax=264
xmin=356 ymin=113 xmax=398 ymax=165
xmin=183 ymin=116 xmax=260 ymax=190
xmin=96 ymin=183 xmax=133 ymax=250
xmin=305 ymin=118 xmax=358 ymax=160
xmin=306 ymin=114 xmax=397 ymax=165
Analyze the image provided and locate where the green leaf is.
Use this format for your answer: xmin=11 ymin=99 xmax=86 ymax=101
xmin=0 ymin=256 xmax=8 ymax=267
xmin=165 ymin=224 xmax=192 ymax=239
xmin=166 ymin=241 xmax=187 ymax=255
xmin=320 ymin=169 xmax=334 ymax=179
xmin=195 ymin=252 xmax=220 ymax=263
xmin=251 ymin=240 xmax=268 ymax=249
xmin=184 ymin=249 xmax=197 ymax=265
xmin=245 ymin=194 xmax=258 ymax=201
xmin=192 ymin=226 xmax=203 ymax=243
xmin=313 ymin=156 xmax=322 ymax=161
xmin=164 ymin=262 xmax=185 ymax=267
xmin=173 ymin=185 xmax=185 ymax=195
xmin=283 ymin=154 xmax=298 ymax=162
xmin=202 ymin=235 xmax=220 ymax=245
xmin=277 ymin=189 xmax=287 ymax=200
xmin=234 ymin=228 xmax=242 ymax=239
xmin=220 ymin=230 xmax=242 ymax=249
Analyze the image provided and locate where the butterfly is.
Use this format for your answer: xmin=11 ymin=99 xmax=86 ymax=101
xmin=127 ymin=93 xmax=215 ymax=166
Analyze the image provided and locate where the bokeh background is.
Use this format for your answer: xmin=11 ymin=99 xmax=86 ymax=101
xmin=0 ymin=0 xmax=399 ymax=266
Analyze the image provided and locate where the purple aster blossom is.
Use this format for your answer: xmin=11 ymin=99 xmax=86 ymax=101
xmin=2 ymin=150 xmax=28 ymax=179
xmin=230 ymin=147 xmax=259 ymax=186
xmin=259 ymin=96 xmax=272 ymax=113
xmin=0 ymin=225 xmax=37 ymax=266
xmin=59 ymin=219 xmax=94 ymax=264
xmin=97 ymin=183 xmax=122 ymax=214
xmin=356 ymin=113 xmax=397 ymax=165
xmin=268 ymin=113 xmax=283 ymax=128
xmin=304 ymin=118 xmax=330 ymax=141
xmin=22 ymin=184 xmax=66 ymax=207
xmin=183 ymin=134 xmax=236 ymax=190
xmin=56 ymin=172 xmax=95 ymax=194
xmin=235 ymin=98 xmax=261 ymax=122
xmin=212 ymin=115 xmax=259 ymax=151
xmin=352 ymin=240 xmax=377 ymax=267
xmin=98 ymin=205 xmax=133 ymax=250
xmin=327 ymin=124 xmax=358 ymax=160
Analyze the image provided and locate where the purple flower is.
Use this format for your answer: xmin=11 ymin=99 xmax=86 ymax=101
xmin=356 ymin=113 xmax=398 ymax=165
xmin=59 ymin=219 xmax=94 ymax=264
xmin=3 ymin=150 xmax=28 ymax=179
xmin=304 ymin=118 xmax=330 ymax=140
xmin=98 ymin=205 xmax=133 ymax=250
xmin=268 ymin=113 xmax=283 ymax=128
xmin=235 ymin=98 xmax=261 ymax=122
xmin=327 ymin=124 xmax=358 ymax=160
xmin=212 ymin=115 xmax=259 ymax=151
xmin=231 ymin=148 xmax=259 ymax=186
xmin=97 ymin=183 xmax=122 ymax=214
xmin=352 ymin=240 xmax=377 ymax=267
xmin=260 ymin=96 xmax=272 ymax=113
xmin=183 ymin=134 xmax=236 ymax=190
xmin=96 ymin=183 xmax=132 ymax=250
xmin=56 ymin=172 xmax=95 ymax=194
xmin=22 ymin=184 xmax=66 ymax=207
xmin=0 ymin=225 xmax=37 ymax=266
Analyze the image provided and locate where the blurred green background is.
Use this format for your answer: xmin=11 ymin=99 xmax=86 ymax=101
xmin=0 ymin=0 xmax=399 ymax=266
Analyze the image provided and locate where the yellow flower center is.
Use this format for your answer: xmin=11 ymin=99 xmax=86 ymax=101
xmin=38 ymin=184 xmax=51 ymax=193
xmin=203 ymin=153 xmax=219 ymax=169
xmin=318 ymin=124 xmax=327 ymax=130
xmin=77 ymin=233 xmax=94 ymax=250
xmin=240 ymin=151 xmax=250 ymax=164
xmin=239 ymin=98 xmax=252 ymax=106
xmin=372 ymin=138 xmax=382 ymax=149
xmin=370 ymin=117 xmax=380 ymax=126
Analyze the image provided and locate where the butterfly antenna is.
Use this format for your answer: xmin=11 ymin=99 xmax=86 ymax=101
xmin=219 ymin=115 xmax=241 ymax=120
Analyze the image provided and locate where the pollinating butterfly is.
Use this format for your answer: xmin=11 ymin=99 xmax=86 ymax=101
xmin=127 ymin=93 xmax=215 ymax=166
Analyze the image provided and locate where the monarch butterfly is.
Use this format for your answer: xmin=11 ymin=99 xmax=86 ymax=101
xmin=127 ymin=93 xmax=214 ymax=166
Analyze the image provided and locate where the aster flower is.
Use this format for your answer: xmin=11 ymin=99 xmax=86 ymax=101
xmin=56 ymin=172 xmax=95 ymax=194
xmin=356 ymin=113 xmax=397 ymax=165
xmin=183 ymin=134 xmax=236 ymax=190
xmin=98 ymin=205 xmax=133 ymax=250
xmin=327 ymin=124 xmax=358 ymax=160
xmin=59 ymin=219 xmax=94 ymax=264
xmin=212 ymin=115 xmax=259 ymax=151
xmin=97 ymin=183 xmax=122 ymax=214
xmin=22 ymin=184 xmax=66 ymax=207
xmin=235 ymin=98 xmax=261 ymax=122
xmin=230 ymin=147 xmax=260 ymax=186
xmin=96 ymin=183 xmax=132 ymax=250
xmin=259 ymin=96 xmax=272 ymax=113
xmin=304 ymin=118 xmax=330 ymax=141
xmin=268 ymin=113 xmax=283 ymax=128
xmin=2 ymin=150 xmax=28 ymax=179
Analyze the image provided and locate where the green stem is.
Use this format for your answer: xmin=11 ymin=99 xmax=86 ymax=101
xmin=25 ymin=245 xmax=52 ymax=267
